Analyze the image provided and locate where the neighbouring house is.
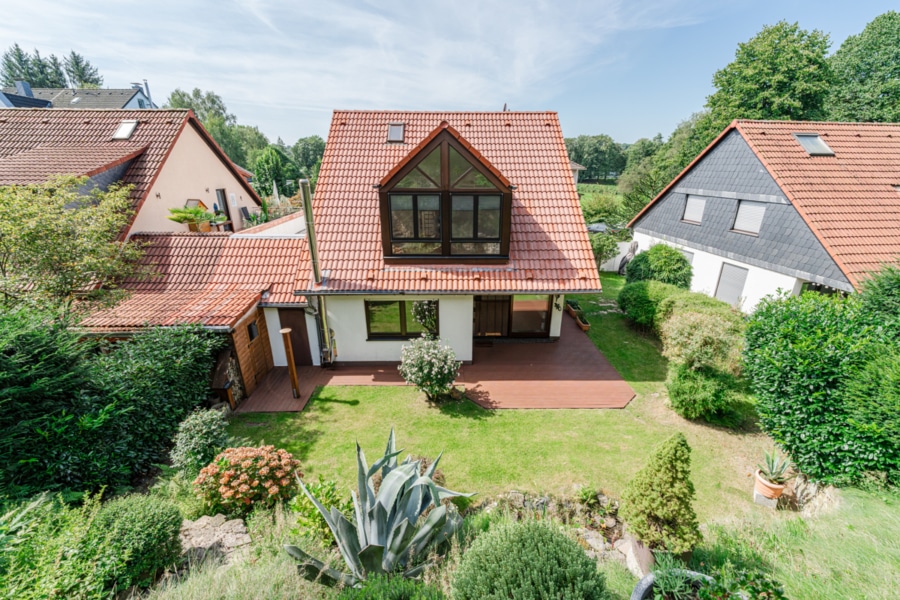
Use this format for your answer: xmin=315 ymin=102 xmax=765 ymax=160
xmin=628 ymin=120 xmax=900 ymax=311
xmin=1 ymin=80 xmax=156 ymax=109
xmin=0 ymin=108 xmax=261 ymax=233
xmin=570 ymin=160 xmax=586 ymax=184
xmin=290 ymin=111 xmax=601 ymax=365
xmin=78 ymin=212 xmax=312 ymax=404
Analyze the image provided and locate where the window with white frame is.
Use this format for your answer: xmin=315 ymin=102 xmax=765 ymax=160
xmin=715 ymin=263 xmax=748 ymax=307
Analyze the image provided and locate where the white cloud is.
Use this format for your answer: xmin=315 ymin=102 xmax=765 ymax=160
xmin=0 ymin=0 xmax=709 ymax=140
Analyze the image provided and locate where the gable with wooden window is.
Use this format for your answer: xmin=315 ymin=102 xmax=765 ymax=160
xmin=378 ymin=124 xmax=513 ymax=262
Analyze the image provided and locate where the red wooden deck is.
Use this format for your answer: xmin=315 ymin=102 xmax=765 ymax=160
xmin=235 ymin=316 xmax=634 ymax=413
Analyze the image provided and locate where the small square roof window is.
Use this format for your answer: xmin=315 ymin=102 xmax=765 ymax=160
xmin=387 ymin=123 xmax=405 ymax=143
xmin=794 ymin=133 xmax=834 ymax=156
xmin=112 ymin=119 xmax=139 ymax=140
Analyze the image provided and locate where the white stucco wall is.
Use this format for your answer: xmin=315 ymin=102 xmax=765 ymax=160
xmin=326 ymin=295 xmax=473 ymax=363
xmin=263 ymin=308 xmax=287 ymax=367
xmin=128 ymin=124 xmax=259 ymax=234
xmin=306 ymin=312 xmax=321 ymax=366
xmin=633 ymin=232 xmax=803 ymax=313
xmin=599 ymin=241 xmax=633 ymax=272
xmin=549 ymin=296 xmax=563 ymax=337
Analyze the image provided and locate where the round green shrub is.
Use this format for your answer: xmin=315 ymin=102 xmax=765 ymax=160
xmin=660 ymin=311 xmax=744 ymax=374
xmin=859 ymin=263 xmax=900 ymax=335
xmin=841 ymin=347 xmax=900 ymax=479
xmin=91 ymin=494 xmax=183 ymax=589
xmin=625 ymin=244 xmax=693 ymax=288
xmin=666 ymin=364 xmax=734 ymax=421
xmin=451 ymin=520 xmax=606 ymax=600
xmin=654 ymin=291 xmax=743 ymax=334
xmin=338 ymin=575 xmax=445 ymax=599
xmin=617 ymin=281 xmax=685 ymax=327
xmin=620 ymin=433 xmax=701 ymax=553
xmin=170 ymin=409 xmax=230 ymax=475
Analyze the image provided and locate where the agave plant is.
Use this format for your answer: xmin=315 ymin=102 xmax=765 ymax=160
xmin=285 ymin=430 xmax=473 ymax=587
xmin=758 ymin=450 xmax=793 ymax=485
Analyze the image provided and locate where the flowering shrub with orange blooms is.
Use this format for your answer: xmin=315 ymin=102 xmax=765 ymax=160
xmin=193 ymin=445 xmax=301 ymax=515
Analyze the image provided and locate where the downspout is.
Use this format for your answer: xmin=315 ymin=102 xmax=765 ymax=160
xmin=300 ymin=178 xmax=335 ymax=365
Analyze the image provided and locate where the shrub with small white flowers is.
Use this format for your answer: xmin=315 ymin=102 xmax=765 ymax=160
xmin=398 ymin=335 xmax=461 ymax=400
xmin=411 ymin=299 xmax=439 ymax=335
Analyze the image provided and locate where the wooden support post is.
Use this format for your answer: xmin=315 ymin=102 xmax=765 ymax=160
xmin=281 ymin=328 xmax=301 ymax=399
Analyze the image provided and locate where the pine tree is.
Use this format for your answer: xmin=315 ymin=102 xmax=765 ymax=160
xmin=64 ymin=51 xmax=103 ymax=88
xmin=0 ymin=43 xmax=32 ymax=86
xmin=620 ymin=432 xmax=702 ymax=553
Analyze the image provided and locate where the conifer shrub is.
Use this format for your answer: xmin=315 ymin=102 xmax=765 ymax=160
xmin=170 ymin=409 xmax=230 ymax=475
xmin=617 ymin=280 xmax=685 ymax=327
xmin=451 ymin=520 xmax=607 ymax=600
xmin=91 ymin=494 xmax=183 ymax=589
xmin=338 ymin=575 xmax=445 ymax=599
xmin=625 ymin=244 xmax=693 ymax=288
xmin=620 ymin=433 xmax=702 ymax=553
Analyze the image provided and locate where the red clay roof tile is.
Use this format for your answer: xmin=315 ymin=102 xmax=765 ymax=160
xmin=300 ymin=111 xmax=600 ymax=294
xmin=80 ymin=232 xmax=309 ymax=331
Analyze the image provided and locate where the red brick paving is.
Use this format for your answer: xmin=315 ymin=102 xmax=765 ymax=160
xmin=235 ymin=316 xmax=634 ymax=413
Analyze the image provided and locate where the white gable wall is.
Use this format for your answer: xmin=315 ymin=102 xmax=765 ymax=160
xmin=128 ymin=124 xmax=259 ymax=234
xmin=633 ymin=232 xmax=804 ymax=312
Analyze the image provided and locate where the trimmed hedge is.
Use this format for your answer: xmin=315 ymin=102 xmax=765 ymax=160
xmin=617 ymin=281 xmax=685 ymax=328
xmin=655 ymin=291 xmax=743 ymax=334
xmin=840 ymin=347 xmax=900 ymax=479
xmin=660 ymin=310 xmax=743 ymax=375
xmin=666 ymin=364 xmax=735 ymax=420
xmin=451 ymin=520 xmax=606 ymax=600
xmin=625 ymin=244 xmax=693 ymax=288
xmin=744 ymin=293 xmax=881 ymax=483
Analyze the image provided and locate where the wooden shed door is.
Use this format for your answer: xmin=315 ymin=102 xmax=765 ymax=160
xmin=474 ymin=295 xmax=510 ymax=337
xmin=278 ymin=309 xmax=313 ymax=366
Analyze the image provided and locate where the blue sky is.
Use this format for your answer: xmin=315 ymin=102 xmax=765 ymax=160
xmin=1 ymin=1 xmax=896 ymax=144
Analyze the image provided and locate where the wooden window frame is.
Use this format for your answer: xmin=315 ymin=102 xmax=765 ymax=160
xmin=388 ymin=193 xmax=442 ymax=241
xmin=247 ymin=321 xmax=259 ymax=342
xmin=379 ymin=131 xmax=512 ymax=263
xmin=364 ymin=300 xmax=440 ymax=341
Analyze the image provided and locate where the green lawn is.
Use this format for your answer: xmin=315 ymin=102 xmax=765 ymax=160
xmin=228 ymin=274 xmax=900 ymax=599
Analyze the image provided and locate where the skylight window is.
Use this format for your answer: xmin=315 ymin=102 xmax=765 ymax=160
xmin=70 ymin=97 xmax=81 ymax=104
xmin=112 ymin=119 xmax=139 ymax=140
xmin=387 ymin=123 xmax=405 ymax=143
xmin=794 ymin=133 xmax=834 ymax=156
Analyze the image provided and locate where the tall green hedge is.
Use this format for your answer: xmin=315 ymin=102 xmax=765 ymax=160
xmin=617 ymin=280 xmax=685 ymax=327
xmin=0 ymin=316 xmax=224 ymax=495
xmin=625 ymin=244 xmax=693 ymax=288
xmin=744 ymin=293 xmax=882 ymax=482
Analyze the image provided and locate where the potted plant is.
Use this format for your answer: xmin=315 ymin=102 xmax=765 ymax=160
xmin=574 ymin=309 xmax=591 ymax=332
xmin=631 ymin=552 xmax=712 ymax=600
xmin=168 ymin=207 xmax=216 ymax=232
xmin=565 ymin=298 xmax=580 ymax=318
xmin=754 ymin=450 xmax=792 ymax=500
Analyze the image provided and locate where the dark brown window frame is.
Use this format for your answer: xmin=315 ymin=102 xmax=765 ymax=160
xmin=388 ymin=193 xmax=442 ymax=241
xmin=364 ymin=299 xmax=440 ymax=341
xmin=379 ymin=131 xmax=512 ymax=263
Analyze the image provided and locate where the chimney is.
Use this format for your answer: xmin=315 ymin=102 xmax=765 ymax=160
xmin=143 ymin=79 xmax=153 ymax=107
xmin=14 ymin=81 xmax=33 ymax=98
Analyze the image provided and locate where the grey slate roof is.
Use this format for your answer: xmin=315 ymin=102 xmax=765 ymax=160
xmin=1 ymin=88 xmax=141 ymax=109
xmin=0 ymin=91 xmax=51 ymax=108
xmin=631 ymin=130 xmax=853 ymax=291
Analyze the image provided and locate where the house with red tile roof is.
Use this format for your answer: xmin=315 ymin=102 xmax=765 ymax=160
xmin=0 ymin=109 xmax=262 ymax=234
xmin=79 ymin=214 xmax=311 ymax=402
xmin=628 ymin=120 xmax=900 ymax=312
xmin=291 ymin=111 xmax=601 ymax=364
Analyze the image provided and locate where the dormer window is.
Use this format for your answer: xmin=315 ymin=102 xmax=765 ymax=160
xmin=379 ymin=125 xmax=512 ymax=261
xmin=387 ymin=123 xmax=405 ymax=143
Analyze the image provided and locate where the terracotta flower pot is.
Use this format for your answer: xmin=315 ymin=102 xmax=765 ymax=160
xmin=565 ymin=304 xmax=578 ymax=318
xmin=755 ymin=469 xmax=786 ymax=499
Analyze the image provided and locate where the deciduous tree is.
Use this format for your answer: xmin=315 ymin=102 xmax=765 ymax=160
xmin=827 ymin=11 xmax=900 ymax=123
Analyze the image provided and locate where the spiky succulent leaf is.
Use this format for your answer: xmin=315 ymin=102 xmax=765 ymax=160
xmin=404 ymin=504 xmax=448 ymax=563
xmin=384 ymin=517 xmax=416 ymax=570
xmin=358 ymin=544 xmax=386 ymax=576
xmin=284 ymin=544 xmax=359 ymax=588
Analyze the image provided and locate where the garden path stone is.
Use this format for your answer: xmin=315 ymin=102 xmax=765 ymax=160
xmin=180 ymin=514 xmax=251 ymax=565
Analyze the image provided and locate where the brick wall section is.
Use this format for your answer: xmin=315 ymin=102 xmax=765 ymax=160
xmin=231 ymin=308 xmax=274 ymax=397
xmin=632 ymin=130 xmax=852 ymax=291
